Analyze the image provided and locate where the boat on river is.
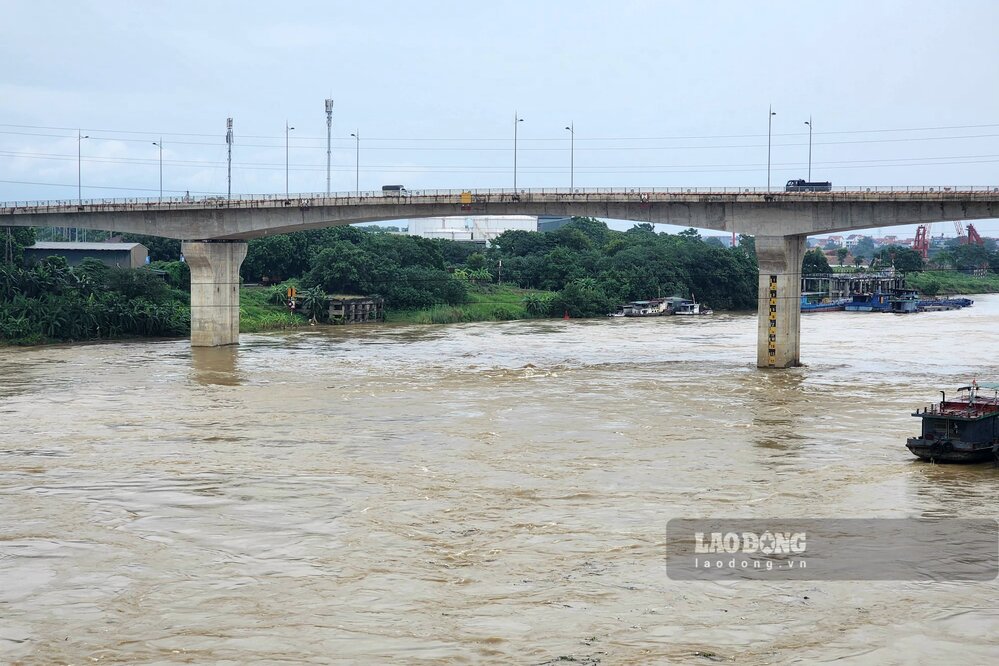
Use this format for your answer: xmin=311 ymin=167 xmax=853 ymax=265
xmin=906 ymin=382 xmax=999 ymax=463
xmin=800 ymin=292 xmax=849 ymax=312
xmin=845 ymin=291 xmax=892 ymax=312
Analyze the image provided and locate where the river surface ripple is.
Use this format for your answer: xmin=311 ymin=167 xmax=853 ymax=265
xmin=1 ymin=297 xmax=998 ymax=664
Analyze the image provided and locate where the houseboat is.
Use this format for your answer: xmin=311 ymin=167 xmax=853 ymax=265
xmin=674 ymin=299 xmax=712 ymax=315
xmin=906 ymin=382 xmax=999 ymax=463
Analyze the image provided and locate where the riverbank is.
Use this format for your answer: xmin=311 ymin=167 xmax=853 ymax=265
xmin=906 ymin=270 xmax=999 ymax=295
xmin=239 ymin=286 xmax=309 ymax=333
xmin=385 ymin=285 xmax=555 ymax=325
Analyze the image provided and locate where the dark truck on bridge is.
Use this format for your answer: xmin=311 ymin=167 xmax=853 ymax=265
xmin=786 ymin=179 xmax=833 ymax=192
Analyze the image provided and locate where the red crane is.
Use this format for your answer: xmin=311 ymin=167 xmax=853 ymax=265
xmin=913 ymin=224 xmax=930 ymax=259
xmin=966 ymin=223 xmax=984 ymax=246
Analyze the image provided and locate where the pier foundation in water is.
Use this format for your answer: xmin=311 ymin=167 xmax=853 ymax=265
xmin=756 ymin=234 xmax=806 ymax=368
xmin=183 ymin=240 xmax=247 ymax=347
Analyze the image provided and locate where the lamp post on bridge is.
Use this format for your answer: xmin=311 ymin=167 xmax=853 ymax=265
xmin=804 ymin=116 xmax=812 ymax=181
xmin=513 ymin=112 xmax=524 ymax=190
xmin=285 ymin=121 xmax=295 ymax=197
xmin=767 ymin=106 xmax=776 ymax=192
xmin=565 ymin=122 xmax=574 ymax=190
xmin=77 ymin=130 xmax=90 ymax=242
xmin=152 ymin=139 xmax=163 ymax=202
xmin=350 ymin=130 xmax=359 ymax=192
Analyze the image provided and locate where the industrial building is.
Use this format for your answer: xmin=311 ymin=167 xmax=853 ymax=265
xmin=405 ymin=216 xmax=538 ymax=242
xmin=23 ymin=242 xmax=149 ymax=269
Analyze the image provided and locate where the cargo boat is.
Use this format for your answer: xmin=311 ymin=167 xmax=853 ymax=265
xmin=906 ymin=382 xmax=999 ymax=463
xmin=845 ymin=291 xmax=892 ymax=312
xmin=800 ymin=292 xmax=849 ymax=312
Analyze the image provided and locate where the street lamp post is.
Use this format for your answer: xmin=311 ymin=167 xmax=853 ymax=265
xmin=285 ymin=121 xmax=295 ymax=197
xmin=804 ymin=116 xmax=812 ymax=181
xmin=350 ymin=131 xmax=359 ymax=192
xmin=767 ymin=106 xmax=776 ymax=192
xmin=77 ymin=130 xmax=90 ymax=203
xmin=564 ymin=123 xmax=575 ymax=190
xmin=152 ymin=139 xmax=163 ymax=201
xmin=513 ymin=112 xmax=524 ymax=190
xmin=77 ymin=130 xmax=90 ymax=242
xmin=325 ymin=98 xmax=334 ymax=196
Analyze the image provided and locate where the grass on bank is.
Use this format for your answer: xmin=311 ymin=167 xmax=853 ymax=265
xmin=385 ymin=285 xmax=555 ymax=325
xmin=239 ymin=286 xmax=309 ymax=333
xmin=906 ymin=270 xmax=999 ymax=296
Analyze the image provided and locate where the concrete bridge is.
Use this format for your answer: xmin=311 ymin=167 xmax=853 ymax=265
xmin=4 ymin=186 xmax=998 ymax=368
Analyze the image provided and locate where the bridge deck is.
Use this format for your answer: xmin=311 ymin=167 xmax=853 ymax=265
xmin=4 ymin=186 xmax=999 ymax=216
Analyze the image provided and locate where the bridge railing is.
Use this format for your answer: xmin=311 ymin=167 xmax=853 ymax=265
xmin=3 ymin=185 xmax=999 ymax=212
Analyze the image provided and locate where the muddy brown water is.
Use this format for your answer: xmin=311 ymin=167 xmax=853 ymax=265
xmin=1 ymin=297 xmax=997 ymax=664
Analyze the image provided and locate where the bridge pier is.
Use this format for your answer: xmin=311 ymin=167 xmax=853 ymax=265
xmin=756 ymin=234 xmax=805 ymax=368
xmin=182 ymin=241 xmax=247 ymax=347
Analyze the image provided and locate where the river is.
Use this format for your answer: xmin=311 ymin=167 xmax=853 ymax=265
xmin=1 ymin=297 xmax=997 ymax=664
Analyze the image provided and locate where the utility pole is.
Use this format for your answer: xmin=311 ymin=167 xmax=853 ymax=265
xmin=226 ymin=117 xmax=233 ymax=199
xmin=325 ymin=98 xmax=334 ymax=196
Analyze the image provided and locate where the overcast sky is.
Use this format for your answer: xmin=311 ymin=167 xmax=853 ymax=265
xmin=2 ymin=0 xmax=998 ymax=235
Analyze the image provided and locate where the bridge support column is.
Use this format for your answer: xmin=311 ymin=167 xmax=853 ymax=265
xmin=182 ymin=241 xmax=247 ymax=347
xmin=756 ymin=234 xmax=806 ymax=368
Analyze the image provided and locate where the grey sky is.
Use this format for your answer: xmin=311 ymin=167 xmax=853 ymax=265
xmin=2 ymin=0 xmax=997 ymax=235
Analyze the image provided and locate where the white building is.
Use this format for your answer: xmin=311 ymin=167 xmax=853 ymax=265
xmin=405 ymin=216 xmax=538 ymax=242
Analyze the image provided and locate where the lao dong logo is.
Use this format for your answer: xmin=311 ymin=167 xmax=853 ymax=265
xmin=694 ymin=530 xmax=807 ymax=555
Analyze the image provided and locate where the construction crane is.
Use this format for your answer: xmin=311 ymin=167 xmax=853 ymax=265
xmin=966 ymin=223 xmax=984 ymax=246
xmin=913 ymin=224 xmax=930 ymax=259
xmin=954 ymin=221 xmax=966 ymax=239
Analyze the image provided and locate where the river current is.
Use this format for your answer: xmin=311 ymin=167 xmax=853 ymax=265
xmin=1 ymin=297 xmax=998 ymax=664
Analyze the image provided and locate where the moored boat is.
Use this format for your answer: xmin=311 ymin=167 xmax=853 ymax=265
xmin=845 ymin=291 xmax=892 ymax=312
xmin=800 ymin=292 xmax=849 ymax=312
xmin=906 ymin=382 xmax=999 ymax=463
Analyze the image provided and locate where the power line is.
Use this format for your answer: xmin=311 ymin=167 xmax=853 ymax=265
xmin=3 ymin=148 xmax=999 ymax=174
xmin=3 ymin=121 xmax=999 ymax=142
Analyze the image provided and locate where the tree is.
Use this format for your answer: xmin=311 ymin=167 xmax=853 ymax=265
xmin=870 ymin=246 xmax=924 ymax=273
xmin=836 ymin=247 xmax=849 ymax=266
xmin=550 ymin=278 xmax=613 ymax=318
xmin=802 ymin=248 xmax=831 ymax=275
xmin=523 ymin=293 xmax=553 ymax=317
xmin=299 ymin=287 xmax=328 ymax=322
xmin=2 ymin=227 xmax=35 ymax=265
xmin=852 ymin=236 xmax=876 ymax=259
xmin=120 ymin=234 xmax=182 ymax=261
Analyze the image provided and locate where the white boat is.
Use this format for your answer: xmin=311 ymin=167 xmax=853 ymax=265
xmin=674 ymin=299 xmax=711 ymax=315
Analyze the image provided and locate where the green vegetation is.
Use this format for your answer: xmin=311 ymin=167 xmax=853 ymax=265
xmin=802 ymin=248 xmax=832 ymax=275
xmin=25 ymin=217 xmax=994 ymax=343
xmin=906 ymin=270 xmax=999 ymax=296
xmin=239 ymin=285 xmax=309 ymax=332
xmin=2 ymin=227 xmax=36 ymax=265
xmin=386 ymin=285 xmax=552 ymax=324
xmin=0 ymin=257 xmax=189 ymax=345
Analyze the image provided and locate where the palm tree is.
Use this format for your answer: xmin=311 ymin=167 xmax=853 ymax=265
xmin=300 ymin=287 xmax=328 ymax=322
